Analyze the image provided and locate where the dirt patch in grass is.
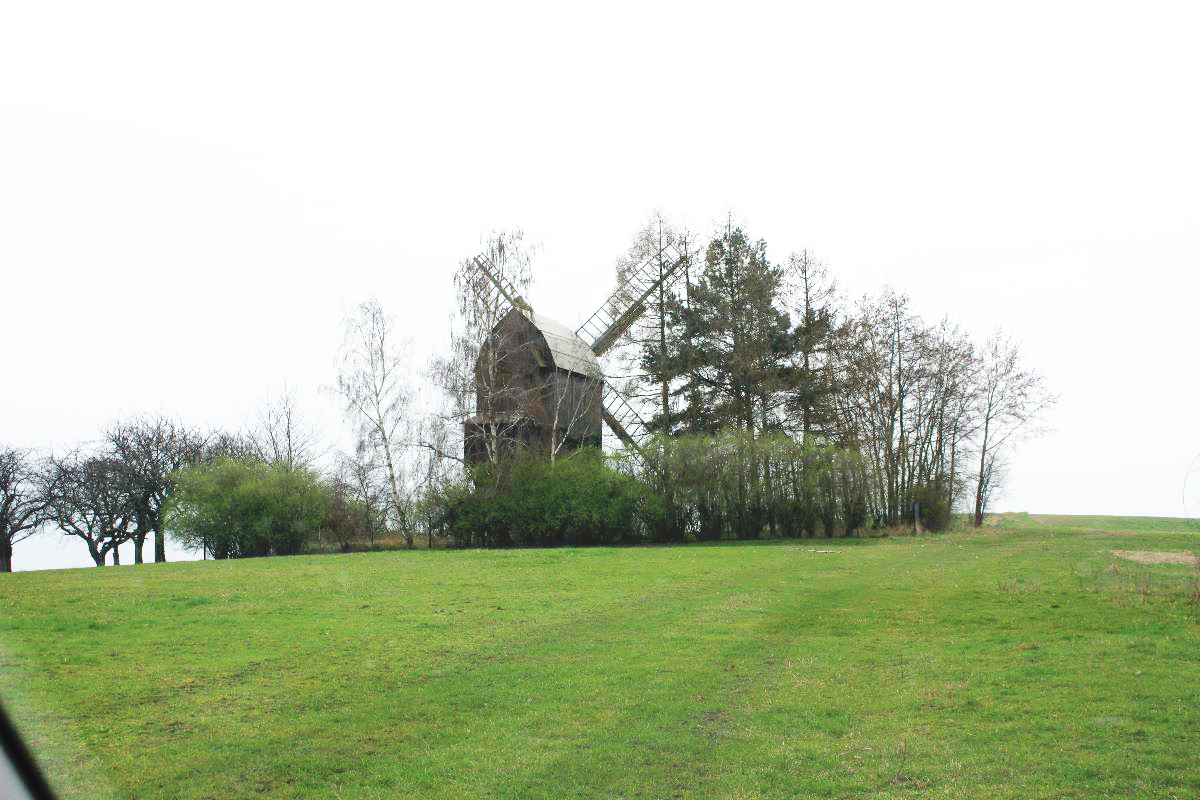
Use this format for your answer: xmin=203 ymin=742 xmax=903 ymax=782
xmin=1112 ymin=549 xmax=1200 ymax=566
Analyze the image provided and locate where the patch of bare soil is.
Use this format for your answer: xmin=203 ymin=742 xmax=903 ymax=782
xmin=1112 ymin=549 xmax=1200 ymax=566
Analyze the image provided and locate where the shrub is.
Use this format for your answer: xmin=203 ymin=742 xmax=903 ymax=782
xmin=439 ymin=450 xmax=657 ymax=548
xmin=166 ymin=459 xmax=330 ymax=558
xmin=325 ymin=479 xmax=374 ymax=552
xmin=910 ymin=479 xmax=952 ymax=533
xmin=639 ymin=432 xmax=869 ymax=541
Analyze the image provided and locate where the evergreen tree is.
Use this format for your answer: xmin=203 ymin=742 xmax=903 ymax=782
xmin=784 ymin=250 xmax=840 ymax=441
xmin=679 ymin=223 xmax=796 ymax=437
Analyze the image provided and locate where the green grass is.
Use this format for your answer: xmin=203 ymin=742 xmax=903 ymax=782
xmin=2 ymin=514 xmax=1198 ymax=799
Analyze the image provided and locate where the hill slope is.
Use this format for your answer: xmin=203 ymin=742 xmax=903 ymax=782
xmin=2 ymin=515 xmax=1198 ymax=799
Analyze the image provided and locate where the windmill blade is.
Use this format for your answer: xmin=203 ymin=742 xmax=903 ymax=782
xmin=600 ymin=381 xmax=653 ymax=458
xmin=576 ymin=244 xmax=686 ymax=357
xmin=471 ymin=254 xmax=533 ymax=315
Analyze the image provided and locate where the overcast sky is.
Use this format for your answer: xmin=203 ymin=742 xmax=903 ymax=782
xmin=4 ymin=1 xmax=1198 ymax=570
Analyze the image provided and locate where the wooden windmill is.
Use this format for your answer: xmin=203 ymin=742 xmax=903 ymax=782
xmin=464 ymin=245 xmax=687 ymax=467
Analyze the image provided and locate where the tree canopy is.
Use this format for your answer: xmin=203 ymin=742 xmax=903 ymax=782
xmin=167 ymin=459 xmax=330 ymax=559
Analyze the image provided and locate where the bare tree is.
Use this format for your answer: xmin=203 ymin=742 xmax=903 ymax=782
xmin=0 ymin=447 xmax=51 ymax=572
xmin=336 ymin=447 xmax=388 ymax=547
xmin=106 ymin=415 xmax=203 ymax=563
xmin=608 ymin=213 xmax=694 ymax=434
xmin=973 ymin=449 xmax=1009 ymax=523
xmin=544 ymin=367 xmax=602 ymax=464
xmin=333 ymin=298 xmax=418 ymax=547
xmin=43 ymin=452 xmax=135 ymax=566
xmin=248 ymin=381 xmax=331 ymax=470
xmin=430 ymin=230 xmax=538 ymax=476
xmin=972 ymin=332 xmax=1056 ymax=526
xmin=202 ymin=430 xmax=260 ymax=462
xmin=408 ymin=409 xmax=459 ymax=547
xmin=832 ymin=289 xmax=980 ymax=526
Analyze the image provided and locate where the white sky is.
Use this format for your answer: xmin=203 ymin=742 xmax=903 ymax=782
xmin=3 ymin=1 xmax=1199 ymax=570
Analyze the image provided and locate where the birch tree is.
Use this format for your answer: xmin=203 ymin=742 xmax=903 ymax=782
xmin=544 ymin=368 xmax=602 ymax=464
xmin=334 ymin=298 xmax=418 ymax=547
xmin=430 ymin=230 xmax=537 ymax=478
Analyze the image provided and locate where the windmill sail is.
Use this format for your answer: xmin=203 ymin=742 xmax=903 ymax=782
xmin=464 ymin=246 xmax=684 ymax=467
xmin=471 ymin=254 xmax=533 ymax=315
xmin=575 ymin=244 xmax=687 ymax=461
xmin=575 ymin=244 xmax=686 ymax=357
xmin=601 ymin=382 xmax=654 ymax=454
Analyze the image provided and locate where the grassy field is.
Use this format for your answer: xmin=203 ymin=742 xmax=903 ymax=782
xmin=1 ymin=514 xmax=1198 ymax=799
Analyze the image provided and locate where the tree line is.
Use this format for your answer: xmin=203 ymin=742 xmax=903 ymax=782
xmin=1 ymin=216 xmax=1055 ymax=569
xmin=0 ymin=298 xmax=440 ymax=571
xmin=431 ymin=217 xmax=1055 ymax=545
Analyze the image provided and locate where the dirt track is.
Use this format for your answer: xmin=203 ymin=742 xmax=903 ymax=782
xmin=1112 ymin=549 xmax=1200 ymax=566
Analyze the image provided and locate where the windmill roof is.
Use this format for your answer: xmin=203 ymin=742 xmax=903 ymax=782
xmin=529 ymin=312 xmax=602 ymax=379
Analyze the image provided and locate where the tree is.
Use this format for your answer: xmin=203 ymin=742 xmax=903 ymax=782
xmin=324 ymin=475 xmax=374 ymax=551
xmin=336 ymin=447 xmax=388 ymax=547
xmin=106 ymin=415 xmax=203 ymax=563
xmin=0 ymin=447 xmax=51 ymax=573
xmin=680 ymin=222 xmax=795 ymax=435
xmin=202 ymin=430 xmax=261 ymax=463
xmin=832 ymin=290 xmax=979 ymax=526
xmin=921 ymin=319 xmax=979 ymax=517
xmin=167 ymin=459 xmax=330 ymax=559
xmin=971 ymin=332 xmax=1056 ymax=526
xmin=672 ymin=223 xmax=798 ymax=537
xmin=248 ymin=381 xmax=330 ymax=470
xmin=333 ymin=298 xmax=418 ymax=547
xmin=542 ymin=359 xmax=602 ymax=465
xmin=1182 ymin=452 xmax=1200 ymax=523
xmin=430 ymin=230 xmax=538 ymax=478
xmin=784 ymin=250 xmax=840 ymax=441
xmin=609 ymin=213 xmax=695 ymax=434
xmin=43 ymin=453 xmax=135 ymax=567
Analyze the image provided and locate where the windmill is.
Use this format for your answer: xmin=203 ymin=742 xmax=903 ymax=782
xmin=463 ymin=244 xmax=688 ymax=468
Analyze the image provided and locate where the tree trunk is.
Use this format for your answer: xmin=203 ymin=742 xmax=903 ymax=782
xmin=947 ymin=428 xmax=957 ymax=516
xmin=658 ymin=244 xmax=671 ymax=432
xmin=0 ymin=540 xmax=12 ymax=573
xmin=974 ymin=416 xmax=991 ymax=527
xmin=133 ymin=534 xmax=145 ymax=564
xmin=155 ymin=530 xmax=167 ymax=563
xmin=112 ymin=546 xmax=120 ymax=566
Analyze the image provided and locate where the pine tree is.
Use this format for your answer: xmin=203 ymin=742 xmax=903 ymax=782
xmin=678 ymin=222 xmax=796 ymax=437
xmin=784 ymin=250 xmax=840 ymax=441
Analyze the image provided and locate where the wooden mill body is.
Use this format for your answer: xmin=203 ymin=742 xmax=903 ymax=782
xmin=464 ymin=308 xmax=602 ymax=466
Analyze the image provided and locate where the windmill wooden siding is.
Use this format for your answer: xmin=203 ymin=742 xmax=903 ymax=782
xmin=464 ymin=309 xmax=602 ymax=466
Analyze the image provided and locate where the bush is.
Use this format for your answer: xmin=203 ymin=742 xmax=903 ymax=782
xmin=911 ymin=479 xmax=952 ymax=533
xmin=638 ymin=431 xmax=868 ymax=541
xmin=325 ymin=480 xmax=375 ymax=552
xmin=167 ymin=459 xmax=330 ymax=558
xmin=439 ymin=450 xmax=659 ymax=548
